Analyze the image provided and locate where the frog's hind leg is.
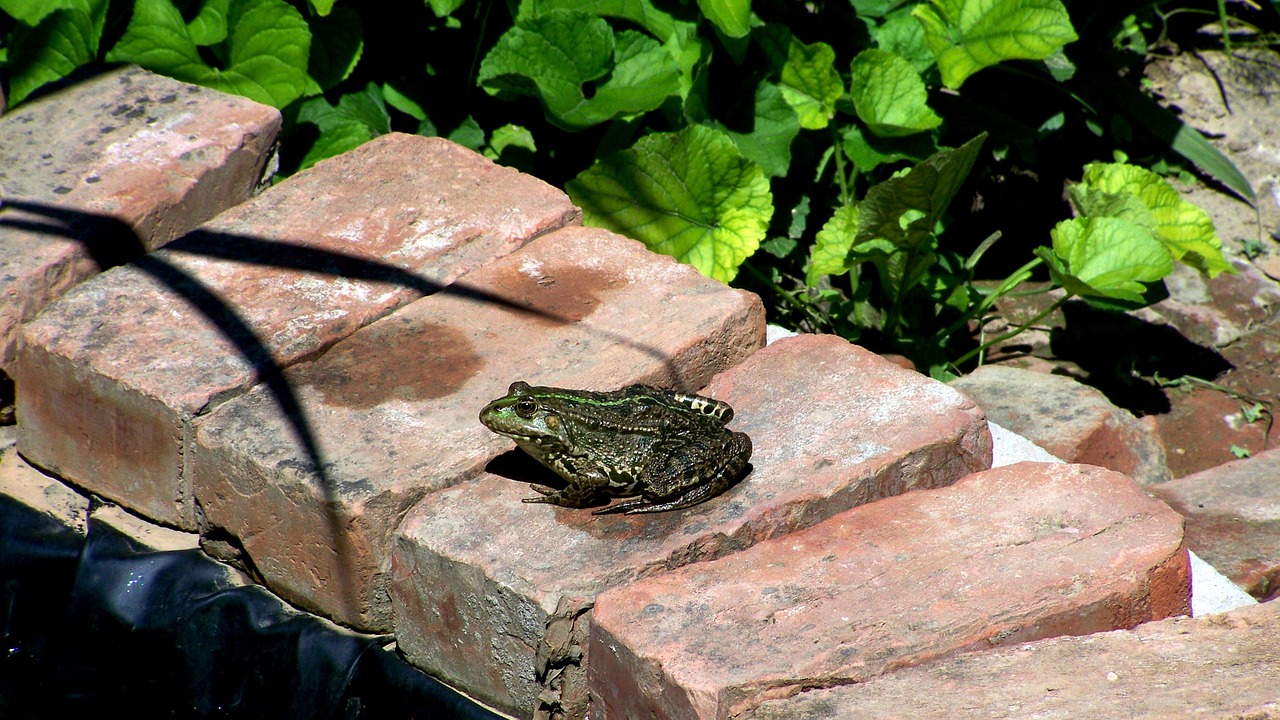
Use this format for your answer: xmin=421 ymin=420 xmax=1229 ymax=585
xmin=596 ymin=432 xmax=752 ymax=515
xmin=523 ymin=483 xmax=603 ymax=509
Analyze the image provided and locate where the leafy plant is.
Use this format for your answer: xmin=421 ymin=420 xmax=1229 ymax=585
xmin=0 ymin=0 xmax=1259 ymax=377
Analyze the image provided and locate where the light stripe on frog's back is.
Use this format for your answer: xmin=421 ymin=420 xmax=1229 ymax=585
xmin=669 ymin=391 xmax=734 ymax=423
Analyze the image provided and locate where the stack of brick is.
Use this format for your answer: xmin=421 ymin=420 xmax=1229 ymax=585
xmin=4 ymin=67 xmax=1274 ymax=720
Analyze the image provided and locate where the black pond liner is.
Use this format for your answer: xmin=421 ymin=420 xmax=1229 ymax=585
xmin=0 ymin=495 xmax=503 ymax=720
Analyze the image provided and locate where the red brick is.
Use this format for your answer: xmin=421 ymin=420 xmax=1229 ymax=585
xmin=391 ymin=334 xmax=991 ymax=718
xmin=589 ymin=462 xmax=1189 ymax=719
xmin=1 ymin=65 xmax=281 ymax=373
xmin=746 ymin=600 xmax=1280 ymax=719
xmin=1151 ymin=447 xmax=1280 ymax=600
xmin=950 ymin=364 xmax=1170 ymax=484
xmin=16 ymin=133 xmax=577 ymax=529
xmin=191 ymin=225 xmax=765 ymax=633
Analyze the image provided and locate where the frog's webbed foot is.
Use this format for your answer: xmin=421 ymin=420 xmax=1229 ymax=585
xmin=523 ymin=484 xmax=602 ymax=509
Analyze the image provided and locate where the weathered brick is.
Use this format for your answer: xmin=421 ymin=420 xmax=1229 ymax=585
xmin=746 ymin=599 xmax=1280 ymax=719
xmin=16 ymin=133 xmax=578 ymax=529
xmin=191 ymin=225 xmax=765 ymax=633
xmin=589 ymin=462 xmax=1189 ymax=720
xmin=0 ymin=65 xmax=281 ymax=375
xmin=950 ymin=364 xmax=1170 ymax=484
xmin=1151 ymin=447 xmax=1280 ymax=600
xmin=391 ymin=334 xmax=991 ymax=718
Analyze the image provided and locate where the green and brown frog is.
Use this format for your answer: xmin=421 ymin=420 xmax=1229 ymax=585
xmin=479 ymin=381 xmax=752 ymax=514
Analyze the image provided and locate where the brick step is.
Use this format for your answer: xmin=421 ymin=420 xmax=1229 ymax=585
xmin=1151 ymin=447 xmax=1280 ymax=601
xmin=588 ymin=462 xmax=1189 ymax=719
xmin=746 ymin=599 xmax=1280 ymax=718
xmin=16 ymin=132 xmax=578 ymax=530
xmin=1 ymin=65 xmax=280 ymax=386
xmin=390 ymin=334 xmax=991 ymax=718
xmin=192 ymin=224 xmax=765 ymax=632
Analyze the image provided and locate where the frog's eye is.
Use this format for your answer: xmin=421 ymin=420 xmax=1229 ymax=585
xmin=515 ymin=396 xmax=538 ymax=418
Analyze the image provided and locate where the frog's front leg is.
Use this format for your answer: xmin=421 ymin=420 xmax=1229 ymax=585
xmin=523 ymin=454 xmax=612 ymax=509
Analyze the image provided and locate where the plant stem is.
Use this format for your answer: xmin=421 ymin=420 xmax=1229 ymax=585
xmin=831 ymin=126 xmax=851 ymax=206
xmin=953 ymin=292 xmax=1072 ymax=367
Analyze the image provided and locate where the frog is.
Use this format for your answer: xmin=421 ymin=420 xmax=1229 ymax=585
xmin=478 ymin=381 xmax=752 ymax=514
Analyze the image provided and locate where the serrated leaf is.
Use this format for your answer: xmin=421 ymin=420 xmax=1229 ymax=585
xmin=808 ymin=204 xmax=861 ymax=285
xmin=873 ymin=6 xmax=935 ymax=73
xmin=566 ymin=126 xmax=773 ymax=281
xmin=1072 ymin=162 xmax=1234 ymax=277
xmin=778 ymin=38 xmax=844 ymax=130
xmin=4 ymin=0 xmax=108 ymax=106
xmin=1039 ymin=216 xmax=1172 ymax=304
xmin=850 ymin=48 xmax=941 ymax=137
xmin=857 ymin=133 xmax=986 ymax=249
xmin=517 ymin=0 xmax=676 ymax=38
xmin=477 ymin=11 xmax=677 ymax=129
xmin=696 ymin=0 xmax=750 ymax=38
xmin=912 ymin=0 xmax=1077 ymax=89
xmin=296 ymin=82 xmax=388 ymax=170
xmin=0 ymin=0 xmax=77 ymax=25
xmin=484 ymin=123 xmax=537 ymax=169
xmin=718 ymin=82 xmax=800 ymax=178
xmin=187 ymin=0 xmax=229 ymax=45
xmin=306 ymin=6 xmax=363 ymax=93
xmin=106 ymin=0 xmax=311 ymax=109
xmin=842 ymin=124 xmax=936 ymax=174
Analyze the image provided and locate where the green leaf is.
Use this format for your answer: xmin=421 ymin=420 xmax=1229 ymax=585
xmin=296 ymin=82 xmax=388 ymax=170
xmin=447 ymin=116 xmax=485 ymax=151
xmin=808 ymin=204 xmax=862 ymax=285
xmin=305 ymin=6 xmax=363 ymax=93
xmin=842 ymin=125 xmax=936 ymax=175
xmin=478 ymin=11 xmax=680 ymax=129
xmin=106 ymin=0 xmax=311 ymax=109
xmin=778 ymin=38 xmax=844 ymax=130
xmin=427 ymin=0 xmax=467 ymax=17
xmin=912 ymin=0 xmax=1078 ymax=89
xmin=1071 ymin=162 xmax=1234 ymax=278
xmin=517 ymin=0 xmax=676 ymax=38
xmin=484 ymin=123 xmax=537 ymax=170
xmin=382 ymin=81 xmax=426 ymax=120
xmin=0 ymin=0 xmax=77 ymax=25
xmin=310 ymin=0 xmax=338 ymax=14
xmin=566 ymin=126 xmax=773 ymax=281
xmin=850 ymin=49 xmax=941 ymax=137
xmin=856 ymin=133 xmax=986 ymax=250
xmin=1038 ymin=217 xmax=1172 ymax=305
xmin=717 ymin=82 xmax=800 ymax=178
xmin=696 ymin=0 xmax=750 ymax=38
xmin=872 ymin=6 xmax=936 ymax=74
xmin=185 ymin=0 xmax=229 ymax=45
xmin=4 ymin=0 xmax=108 ymax=106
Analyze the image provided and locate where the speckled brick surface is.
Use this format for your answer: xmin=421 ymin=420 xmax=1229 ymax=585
xmin=16 ymin=133 xmax=579 ymax=529
xmin=391 ymin=334 xmax=991 ymax=718
xmin=589 ymin=462 xmax=1189 ymax=720
xmin=191 ymin=225 xmax=766 ymax=633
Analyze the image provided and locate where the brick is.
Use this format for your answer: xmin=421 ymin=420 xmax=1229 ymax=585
xmin=191 ymin=225 xmax=765 ymax=633
xmin=16 ymin=133 xmax=578 ymax=529
xmin=746 ymin=599 xmax=1280 ymax=719
xmin=391 ymin=334 xmax=991 ymax=718
xmin=589 ymin=462 xmax=1189 ymax=720
xmin=950 ymin=364 xmax=1170 ymax=484
xmin=1151 ymin=447 xmax=1280 ymax=600
xmin=0 ymin=65 xmax=281 ymax=374
xmin=1 ymin=441 xmax=90 ymax=537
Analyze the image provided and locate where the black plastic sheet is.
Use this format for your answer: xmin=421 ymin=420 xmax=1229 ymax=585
xmin=1 ymin=495 xmax=502 ymax=720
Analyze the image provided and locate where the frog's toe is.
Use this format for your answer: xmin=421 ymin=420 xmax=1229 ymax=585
xmin=592 ymin=496 xmax=650 ymax=514
xmin=527 ymin=484 xmax=558 ymax=496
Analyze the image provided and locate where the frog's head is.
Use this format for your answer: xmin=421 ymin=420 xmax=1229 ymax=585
xmin=479 ymin=381 xmax=572 ymax=450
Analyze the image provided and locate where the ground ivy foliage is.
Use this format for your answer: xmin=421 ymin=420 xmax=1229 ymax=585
xmin=913 ymin=0 xmax=1078 ymax=88
xmin=567 ymin=126 xmax=773 ymax=282
xmin=2 ymin=0 xmax=1254 ymax=375
xmin=106 ymin=0 xmax=311 ymax=108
